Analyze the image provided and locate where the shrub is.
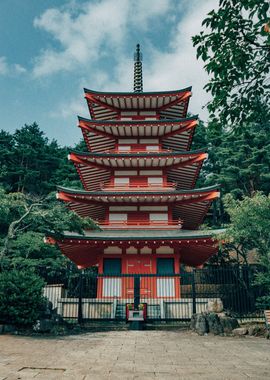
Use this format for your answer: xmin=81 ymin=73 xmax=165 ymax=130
xmin=0 ymin=270 xmax=45 ymax=326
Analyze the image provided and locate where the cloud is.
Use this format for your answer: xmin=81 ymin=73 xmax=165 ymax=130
xmin=92 ymin=0 xmax=218 ymax=120
xmin=0 ymin=57 xmax=8 ymax=75
xmin=0 ymin=56 xmax=26 ymax=76
xmin=34 ymin=0 xmax=218 ymax=121
xmin=33 ymin=0 xmax=171 ymax=77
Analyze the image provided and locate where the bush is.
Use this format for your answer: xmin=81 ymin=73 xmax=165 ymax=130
xmin=0 ymin=270 xmax=45 ymax=326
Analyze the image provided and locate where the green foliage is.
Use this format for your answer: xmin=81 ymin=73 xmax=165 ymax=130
xmin=0 ymin=123 xmax=82 ymax=195
xmin=205 ymin=121 xmax=270 ymax=198
xmin=0 ymin=188 xmax=99 ymax=270
xmin=0 ymin=270 xmax=45 ymax=326
xmin=193 ymin=0 xmax=270 ymax=127
xmin=221 ymin=193 xmax=270 ymax=306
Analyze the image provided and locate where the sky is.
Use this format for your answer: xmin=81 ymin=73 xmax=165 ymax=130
xmin=0 ymin=0 xmax=218 ymax=146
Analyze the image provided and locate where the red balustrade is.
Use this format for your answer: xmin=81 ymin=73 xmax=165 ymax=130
xmin=98 ymin=219 xmax=183 ymax=230
xmin=100 ymin=182 xmax=177 ymax=190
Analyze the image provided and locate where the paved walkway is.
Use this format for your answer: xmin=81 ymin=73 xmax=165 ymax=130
xmin=0 ymin=330 xmax=269 ymax=379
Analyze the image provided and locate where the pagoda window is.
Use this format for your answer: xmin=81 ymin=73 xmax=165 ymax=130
xmin=140 ymin=206 xmax=168 ymax=211
xmin=114 ymin=177 xmax=129 ymax=186
xmin=109 ymin=213 xmax=128 ymax=222
xmin=139 ymin=139 xmax=159 ymax=144
xmin=157 ymin=258 xmax=174 ymax=275
xmin=148 ymin=177 xmax=163 ymax=186
xmin=115 ymin=170 xmax=137 ymax=176
xmin=103 ymin=258 xmax=122 ymax=275
xmin=149 ymin=213 xmax=168 ymax=222
xmin=139 ymin=170 xmax=163 ymax=176
xmin=109 ymin=206 xmax=137 ymax=211
xmin=146 ymin=145 xmax=159 ymax=151
xmin=118 ymin=145 xmax=131 ymax=152
xmin=118 ymin=139 xmax=138 ymax=144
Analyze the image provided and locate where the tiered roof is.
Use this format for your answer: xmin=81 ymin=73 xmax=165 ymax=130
xmin=84 ymin=87 xmax=191 ymax=121
xmin=79 ymin=116 xmax=197 ymax=152
xmin=47 ymin=45 xmax=222 ymax=267
xmin=57 ymin=185 xmax=219 ymax=230
xmin=46 ymin=229 xmax=223 ymax=268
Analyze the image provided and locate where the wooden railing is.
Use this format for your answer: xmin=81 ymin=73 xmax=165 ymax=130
xmin=100 ymin=182 xmax=177 ymax=190
xmin=104 ymin=148 xmax=172 ymax=154
xmin=98 ymin=220 xmax=183 ymax=230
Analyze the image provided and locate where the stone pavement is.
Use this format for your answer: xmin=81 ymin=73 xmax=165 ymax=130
xmin=0 ymin=330 xmax=269 ymax=380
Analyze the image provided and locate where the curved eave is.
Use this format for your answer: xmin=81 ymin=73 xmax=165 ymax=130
xmin=47 ymin=228 xmax=224 ymax=242
xmin=77 ymin=115 xmax=198 ymax=125
xmin=84 ymin=87 xmax=192 ymax=121
xmin=69 ymin=148 xmax=207 ymax=159
xmin=78 ymin=116 xmax=198 ymax=140
xmin=84 ymin=87 xmax=192 ymax=96
xmin=57 ymin=184 xmax=220 ymax=197
xmin=68 ymin=150 xmax=207 ymax=173
xmin=46 ymin=228 xmax=224 ymax=268
xmin=57 ymin=186 xmax=220 ymax=207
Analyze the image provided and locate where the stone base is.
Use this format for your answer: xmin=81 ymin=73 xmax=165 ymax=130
xmin=129 ymin=321 xmax=145 ymax=330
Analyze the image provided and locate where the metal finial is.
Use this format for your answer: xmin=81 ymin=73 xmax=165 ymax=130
xmin=133 ymin=44 xmax=143 ymax=93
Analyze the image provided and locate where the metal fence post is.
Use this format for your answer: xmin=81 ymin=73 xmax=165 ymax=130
xmin=78 ymin=270 xmax=83 ymax=324
xmin=191 ymin=269 xmax=197 ymax=314
xmin=134 ymin=275 xmax=140 ymax=309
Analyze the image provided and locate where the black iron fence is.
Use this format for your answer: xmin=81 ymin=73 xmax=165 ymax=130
xmin=40 ymin=266 xmax=264 ymax=323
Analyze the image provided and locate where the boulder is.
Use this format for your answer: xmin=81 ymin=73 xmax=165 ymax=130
xmin=190 ymin=314 xmax=198 ymax=330
xmin=33 ymin=319 xmax=54 ymax=333
xmin=207 ymin=299 xmax=223 ymax=313
xmin=232 ymin=327 xmax=248 ymax=336
xmin=195 ymin=314 xmax=209 ymax=335
xmin=206 ymin=313 xmax=223 ymax=335
xmin=220 ymin=316 xmax=239 ymax=333
xmin=39 ymin=300 xmax=53 ymax=319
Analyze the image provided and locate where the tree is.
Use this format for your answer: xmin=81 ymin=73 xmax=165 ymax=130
xmin=205 ymin=121 xmax=270 ymax=198
xmin=193 ymin=0 xmax=270 ymax=127
xmin=0 ymin=123 xmax=80 ymax=195
xmin=0 ymin=188 xmax=99 ymax=270
xmin=221 ymin=193 xmax=270 ymax=306
xmin=0 ymin=270 xmax=45 ymax=326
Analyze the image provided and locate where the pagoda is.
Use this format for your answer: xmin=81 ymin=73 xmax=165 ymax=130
xmin=47 ymin=45 xmax=221 ymax=299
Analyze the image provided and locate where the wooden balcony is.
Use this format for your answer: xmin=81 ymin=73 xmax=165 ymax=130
xmin=104 ymin=148 xmax=172 ymax=154
xmin=100 ymin=182 xmax=177 ymax=191
xmin=98 ymin=220 xmax=183 ymax=230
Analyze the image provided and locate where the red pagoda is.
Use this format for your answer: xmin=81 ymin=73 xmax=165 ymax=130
xmin=48 ymin=45 xmax=221 ymax=300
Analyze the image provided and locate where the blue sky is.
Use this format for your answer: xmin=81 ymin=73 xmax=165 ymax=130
xmin=0 ymin=0 xmax=217 ymax=146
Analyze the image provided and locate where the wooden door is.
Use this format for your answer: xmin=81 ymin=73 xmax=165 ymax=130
xmin=124 ymin=257 xmax=154 ymax=298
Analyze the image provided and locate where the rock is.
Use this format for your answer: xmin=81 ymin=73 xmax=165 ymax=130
xmin=195 ymin=314 xmax=209 ymax=335
xmin=39 ymin=300 xmax=54 ymax=319
xmin=190 ymin=314 xmax=198 ymax=330
xmin=207 ymin=299 xmax=223 ymax=313
xmin=33 ymin=319 xmax=53 ymax=333
xmin=220 ymin=316 xmax=239 ymax=333
xmin=3 ymin=325 xmax=16 ymax=333
xmin=206 ymin=313 xmax=223 ymax=335
xmin=232 ymin=327 xmax=248 ymax=336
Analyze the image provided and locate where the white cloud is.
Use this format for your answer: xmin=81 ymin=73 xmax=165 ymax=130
xmin=0 ymin=57 xmax=8 ymax=75
xmin=0 ymin=56 xmax=27 ymax=76
xmin=50 ymin=98 xmax=87 ymax=119
xmin=14 ymin=64 xmax=27 ymax=74
xmin=33 ymin=0 xmax=171 ymax=77
xmin=34 ymin=0 xmax=218 ymax=121
xmin=97 ymin=0 xmax=218 ymax=120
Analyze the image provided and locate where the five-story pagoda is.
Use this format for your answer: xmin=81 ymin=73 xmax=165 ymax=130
xmin=48 ymin=45 xmax=221 ymax=299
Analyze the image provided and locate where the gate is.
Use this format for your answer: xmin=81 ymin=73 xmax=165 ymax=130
xmin=41 ymin=266 xmax=264 ymax=323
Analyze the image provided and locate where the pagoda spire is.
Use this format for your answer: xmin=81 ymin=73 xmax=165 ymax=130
xmin=133 ymin=44 xmax=143 ymax=93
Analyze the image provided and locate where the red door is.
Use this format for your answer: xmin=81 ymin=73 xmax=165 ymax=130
xmin=124 ymin=257 xmax=154 ymax=298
